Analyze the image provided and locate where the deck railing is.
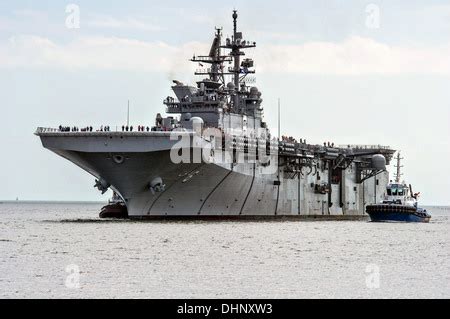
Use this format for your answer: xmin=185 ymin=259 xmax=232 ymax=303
xmin=35 ymin=127 xmax=60 ymax=133
xmin=338 ymin=144 xmax=392 ymax=150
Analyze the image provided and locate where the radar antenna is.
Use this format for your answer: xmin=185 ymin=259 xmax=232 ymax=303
xmin=220 ymin=10 xmax=256 ymax=110
xmin=182 ymin=10 xmax=260 ymax=116
xmin=191 ymin=28 xmax=232 ymax=85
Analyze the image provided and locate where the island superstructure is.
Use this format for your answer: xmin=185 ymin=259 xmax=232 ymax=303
xmin=36 ymin=10 xmax=395 ymax=218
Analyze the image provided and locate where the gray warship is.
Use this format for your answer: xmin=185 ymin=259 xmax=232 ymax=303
xmin=36 ymin=11 xmax=395 ymax=219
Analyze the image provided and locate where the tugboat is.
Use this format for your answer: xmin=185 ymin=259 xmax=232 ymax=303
xmin=366 ymin=152 xmax=431 ymax=223
xmin=99 ymin=192 xmax=128 ymax=219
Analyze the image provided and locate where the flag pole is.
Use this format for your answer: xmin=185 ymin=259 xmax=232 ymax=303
xmin=278 ymin=98 xmax=280 ymax=141
xmin=127 ymin=100 xmax=130 ymax=127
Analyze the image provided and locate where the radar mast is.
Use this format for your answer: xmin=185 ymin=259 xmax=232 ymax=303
xmin=394 ymin=152 xmax=404 ymax=183
xmin=221 ymin=10 xmax=256 ymax=109
xmin=191 ymin=28 xmax=232 ymax=85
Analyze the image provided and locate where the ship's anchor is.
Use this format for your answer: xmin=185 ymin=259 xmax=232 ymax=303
xmin=94 ymin=178 xmax=110 ymax=194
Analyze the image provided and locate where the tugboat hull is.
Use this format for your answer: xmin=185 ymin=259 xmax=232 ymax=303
xmin=99 ymin=203 xmax=128 ymax=219
xmin=366 ymin=204 xmax=431 ymax=223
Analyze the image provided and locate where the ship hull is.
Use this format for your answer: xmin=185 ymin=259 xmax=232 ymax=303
xmin=38 ymin=132 xmax=390 ymax=218
xmin=366 ymin=204 xmax=431 ymax=222
xmin=367 ymin=211 xmax=431 ymax=223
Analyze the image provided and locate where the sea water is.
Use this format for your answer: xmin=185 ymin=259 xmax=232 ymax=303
xmin=0 ymin=202 xmax=449 ymax=298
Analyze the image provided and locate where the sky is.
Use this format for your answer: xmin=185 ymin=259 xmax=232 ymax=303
xmin=0 ymin=0 xmax=449 ymax=204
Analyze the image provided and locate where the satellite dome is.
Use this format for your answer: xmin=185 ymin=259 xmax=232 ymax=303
xmin=227 ymin=82 xmax=235 ymax=90
xmin=184 ymin=112 xmax=192 ymax=121
xmin=250 ymin=87 xmax=259 ymax=95
xmin=372 ymin=154 xmax=386 ymax=170
xmin=190 ymin=116 xmax=204 ymax=124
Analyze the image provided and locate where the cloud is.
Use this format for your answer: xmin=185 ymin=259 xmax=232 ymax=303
xmin=13 ymin=9 xmax=48 ymax=20
xmin=0 ymin=35 xmax=207 ymax=73
xmin=87 ymin=15 xmax=165 ymax=32
xmin=255 ymin=36 xmax=450 ymax=75
xmin=172 ymin=8 xmax=218 ymax=25
xmin=1 ymin=35 xmax=449 ymax=75
xmin=423 ymin=4 xmax=450 ymax=18
xmin=0 ymin=9 xmax=49 ymax=32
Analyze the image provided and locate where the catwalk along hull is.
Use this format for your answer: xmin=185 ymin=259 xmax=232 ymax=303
xmin=38 ymin=131 xmax=389 ymax=218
